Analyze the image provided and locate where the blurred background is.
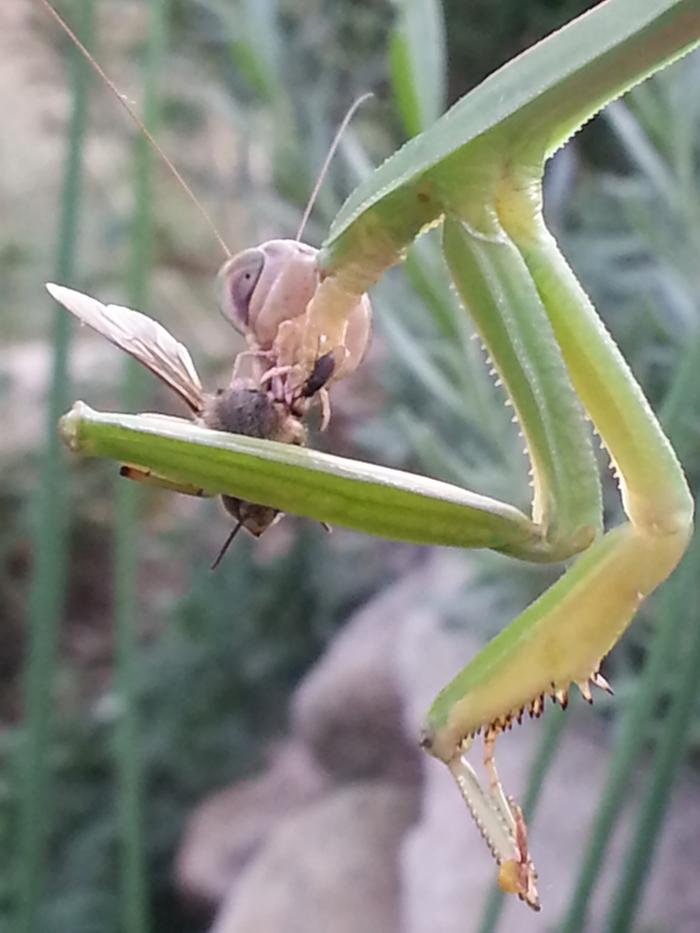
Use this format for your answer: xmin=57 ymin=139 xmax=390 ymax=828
xmin=2 ymin=1 xmax=700 ymax=931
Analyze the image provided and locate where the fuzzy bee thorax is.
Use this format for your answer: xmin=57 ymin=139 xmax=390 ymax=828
xmin=202 ymin=387 xmax=307 ymax=446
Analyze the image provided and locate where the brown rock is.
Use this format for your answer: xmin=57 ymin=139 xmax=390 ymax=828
xmin=290 ymin=564 xmax=433 ymax=784
xmin=395 ymin=554 xmax=700 ymax=932
xmin=175 ymin=742 xmax=328 ymax=909
xmin=211 ymin=781 xmax=419 ymax=933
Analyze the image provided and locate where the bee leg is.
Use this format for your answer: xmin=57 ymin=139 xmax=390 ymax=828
xmin=119 ymin=465 xmax=210 ymax=497
xmin=260 ymin=363 xmax=294 ymax=385
xmin=230 ymin=349 xmax=273 ymax=385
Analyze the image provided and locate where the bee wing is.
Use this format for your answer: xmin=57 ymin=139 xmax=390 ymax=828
xmin=47 ymin=283 xmax=204 ymax=413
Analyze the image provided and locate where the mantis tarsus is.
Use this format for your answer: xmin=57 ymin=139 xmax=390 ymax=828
xmin=46 ymin=0 xmax=699 ymax=911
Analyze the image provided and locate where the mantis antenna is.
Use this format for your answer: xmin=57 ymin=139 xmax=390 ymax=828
xmin=295 ymin=92 xmax=374 ymax=241
xmin=40 ymin=0 xmax=372 ymax=256
xmin=39 ymin=0 xmax=233 ymax=260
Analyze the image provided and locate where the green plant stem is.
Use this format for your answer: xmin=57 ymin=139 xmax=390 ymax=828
xmin=559 ymin=603 xmax=680 ymax=932
xmin=660 ymin=328 xmax=700 ymax=464
xmin=113 ymin=3 xmax=168 ymax=932
xmin=604 ymin=537 xmax=700 ymax=933
xmin=476 ymin=707 xmax=568 ymax=933
xmin=560 ymin=259 xmax=700 ymax=932
xmin=559 ymin=321 xmax=698 ymax=933
xmin=16 ymin=4 xmax=94 ymax=930
xmin=599 ymin=305 xmax=700 ymax=932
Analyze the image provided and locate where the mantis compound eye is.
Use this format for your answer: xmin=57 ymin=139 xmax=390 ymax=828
xmin=217 ymin=248 xmax=265 ymax=334
xmin=217 ymin=240 xmax=319 ymax=348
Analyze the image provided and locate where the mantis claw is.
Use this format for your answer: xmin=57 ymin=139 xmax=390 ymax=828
xmin=576 ymin=680 xmax=594 ymax=704
xmin=554 ymin=686 xmax=569 ymax=709
xmin=497 ymin=802 xmax=540 ymax=912
xmin=423 ymin=666 xmax=616 ymax=911
xmin=591 ymin=671 xmax=614 ymax=695
xmin=441 ymin=736 xmax=540 ymax=912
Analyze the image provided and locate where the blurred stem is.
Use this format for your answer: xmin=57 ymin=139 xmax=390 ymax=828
xmin=16 ymin=3 xmax=94 ymax=931
xmin=113 ymin=3 xmax=168 ymax=932
xmin=559 ymin=601 xmax=684 ymax=931
xmin=476 ymin=708 xmax=568 ymax=933
xmin=660 ymin=327 xmax=700 ymax=464
xmin=561 ymin=308 xmax=700 ymax=933
xmin=604 ymin=536 xmax=700 ymax=933
xmin=600 ymin=248 xmax=700 ymax=930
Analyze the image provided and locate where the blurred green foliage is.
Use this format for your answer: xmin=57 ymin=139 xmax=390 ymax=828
xmin=3 ymin=528 xmax=387 ymax=931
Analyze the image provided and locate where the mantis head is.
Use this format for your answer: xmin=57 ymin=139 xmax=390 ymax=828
xmin=217 ymin=239 xmax=319 ymax=349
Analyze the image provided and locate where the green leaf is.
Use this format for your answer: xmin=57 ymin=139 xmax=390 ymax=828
xmin=18 ymin=2 xmax=94 ymax=930
xmin=389 ymin=0 xmax=447 ymax=137
xmin=215 ymin=0 xmax=283 ymax=103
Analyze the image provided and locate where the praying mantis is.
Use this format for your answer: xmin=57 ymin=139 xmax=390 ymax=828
xmin=48 ymin=0 xmax=699 ymax=911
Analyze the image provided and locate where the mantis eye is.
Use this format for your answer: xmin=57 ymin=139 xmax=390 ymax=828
xmin=217 ymin=249 xmax=265 ymax=333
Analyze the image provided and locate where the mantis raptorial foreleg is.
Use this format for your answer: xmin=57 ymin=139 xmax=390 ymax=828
xmin=413 ymin=161 xmax=693 ymax=907
xmin=52 ymin=0 xmax=699 ymax=910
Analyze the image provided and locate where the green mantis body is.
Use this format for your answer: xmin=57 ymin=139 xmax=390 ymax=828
xmin=52 ymin=0 xmax=699 ymax=910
